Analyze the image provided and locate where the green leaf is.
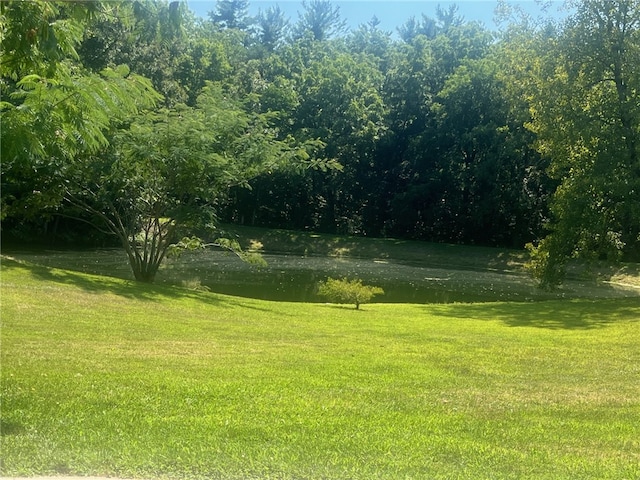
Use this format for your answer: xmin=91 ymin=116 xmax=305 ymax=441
xmin=16 ymin=74 xmax=43 ymax=89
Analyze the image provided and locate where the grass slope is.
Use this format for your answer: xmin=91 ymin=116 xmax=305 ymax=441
xmin=1 ymin=257 xmax=639 ymax=479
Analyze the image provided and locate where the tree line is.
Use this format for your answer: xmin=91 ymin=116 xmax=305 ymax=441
xmin=1 ymin=0 xmax=638 ymax=287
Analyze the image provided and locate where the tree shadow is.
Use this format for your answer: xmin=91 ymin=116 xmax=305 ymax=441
xmin=0 ymin=418 xmax=26 ymax=436
xmin=318 ymin=303 xmax=364 ymax=311
xmin=428 ymin=298 xmax=640 ymax=330
xmin=1 ymin=256 xmax=250 ymax=308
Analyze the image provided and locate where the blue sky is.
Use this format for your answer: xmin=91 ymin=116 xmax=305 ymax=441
xmin=186 ymin=1 xmax=568 ymax=33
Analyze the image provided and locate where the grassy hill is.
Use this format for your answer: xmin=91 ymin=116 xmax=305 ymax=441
xmin=1 ymin=257 xmax=639 ymax=479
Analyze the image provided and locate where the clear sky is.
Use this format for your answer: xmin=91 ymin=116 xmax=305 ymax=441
xmin=186 ymin=1 xmax=568 ymax=34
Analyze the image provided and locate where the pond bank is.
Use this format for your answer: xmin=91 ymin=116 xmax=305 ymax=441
xmin=5 ymin=247 xmax=639 ymax=304
xmin=4 ymin=224 xmax=639 ymax=303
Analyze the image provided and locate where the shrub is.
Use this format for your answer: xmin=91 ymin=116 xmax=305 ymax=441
xmin=317 ymin=277 xmax=384 ymax=309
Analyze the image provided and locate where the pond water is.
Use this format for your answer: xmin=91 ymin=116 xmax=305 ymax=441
xmin=6 ymin=249 xmax=639 ymax=303
xmin=157 ymin=251 xmax=640 ymax=303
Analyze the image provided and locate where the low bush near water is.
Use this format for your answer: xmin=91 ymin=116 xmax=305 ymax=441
xmin=317 ymin=277 xmax=384 ymax=309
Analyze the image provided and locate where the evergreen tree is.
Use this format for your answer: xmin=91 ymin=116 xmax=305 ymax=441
xmin=293 ymin=0 xmax=347 ymax=41
xmin=209 ymin=0 xmax=252 ymax=30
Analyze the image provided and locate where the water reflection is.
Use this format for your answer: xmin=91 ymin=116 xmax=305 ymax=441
xmin=162 ymin=252 xmax=633 ymax=303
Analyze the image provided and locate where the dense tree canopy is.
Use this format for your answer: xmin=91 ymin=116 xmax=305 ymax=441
xmin=1 ymin=1 xmax=160 ymax=222
xmin=2 ymin=0 xmax=638 ymax=286
xmin=64 ymin=84 xmax=318 ymax=282
xmin=517 ymin=0 xmax=640 ymax=285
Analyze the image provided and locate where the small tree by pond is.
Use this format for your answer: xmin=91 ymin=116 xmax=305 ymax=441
xmin=317 ymin=277 xmax=384 ymax=309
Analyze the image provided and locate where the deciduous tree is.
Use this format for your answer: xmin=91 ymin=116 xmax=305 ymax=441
xmin=64 ymin=84 xmax=321 ymax=282
xmin=524 ymin=0 xmax=640 ymax=286
xmin=1 ymin=1 xmax=160 ymax=221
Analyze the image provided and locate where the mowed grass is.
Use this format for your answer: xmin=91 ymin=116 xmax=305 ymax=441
xmin=1 ymin=257 xmax=639 ymax=480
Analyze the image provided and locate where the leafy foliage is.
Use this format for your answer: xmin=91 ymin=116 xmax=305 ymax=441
xmin=518 ymin=0 xmax=640 ymax=286
xmin=64 ymin=83 xmax=316 ymax=282
xmin=4 ymin=0 xmax=639 ymax=289
xmin=255 ymin=5 xmax=290 ymax=51
xmin=0 ymin=1 xmax=161 ymax=221
xmin=317 ymin=277 xmax=384 ymax=309
xmin=168 ymin=235 xmax=267 ymax=267
xmin=210 ymin=0 xmax=252 ymax=30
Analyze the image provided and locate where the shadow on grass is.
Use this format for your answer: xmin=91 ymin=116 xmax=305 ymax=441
xmin=1 ymin=256 xmax=258 ymax=309
xmin=430 ymin=298 xmax=640 ymax=330
xmin=0 ymin=419 xmax=25 ymax=436
xmin=317 ymin=303 xmax=367 ymax=311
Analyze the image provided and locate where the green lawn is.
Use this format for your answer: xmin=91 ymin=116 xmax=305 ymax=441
xmin=1 ymin=256 xmax=639 ymax=479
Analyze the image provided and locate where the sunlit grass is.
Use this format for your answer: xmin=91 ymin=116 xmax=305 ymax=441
xmin=1 ymin=257 xmax=639 ymax=479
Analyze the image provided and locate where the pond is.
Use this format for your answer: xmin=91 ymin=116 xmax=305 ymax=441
xmin=7 ymin=248 xmax=639 ymax=304
xmin=163 ymin=252 xmax=546 ymax=303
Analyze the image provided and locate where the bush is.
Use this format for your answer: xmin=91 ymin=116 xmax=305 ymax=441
xmin=317 ymin=277 xmax=384 ymax=309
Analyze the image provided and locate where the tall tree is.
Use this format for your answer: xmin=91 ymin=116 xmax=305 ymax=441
xmin=436 ymin=4 xmax=464 ymax=33
xmin=224 ymin=41 xmax=386 ymax=234
xmin=293 ymin=0 xmax=347 ymax=41
xmin=294 ymin=50 xmax=386 ymax=233
xmin=256 ymin=5 xmax=290 ymax=51
xmin=398 ymin=15 xmax=438 ymax=42
xmin=64 ymin=84 xmax=320 ymax=282
xmin=209 ymin=0 xmax=251 ymax=30
xmin=524 ymin=0 xmax=640 ymax=286
xmin=78 ymin=0 xmax=192 ymax=106
xmin=347 ymin=15 xmax=393 ymax=64
xmin=1 ymin=1 xmax=160 ymax=222
xmin=426 ymin=57 xmax=548 ymax=246
xmin=380 ymin=21 xmax=493 ymax=241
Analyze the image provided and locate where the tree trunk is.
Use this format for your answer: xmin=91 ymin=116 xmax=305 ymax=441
xmin=128 ymin=252 xmax=160 ymax=283
xmin=123 ymin=234 xmax=167 ymax=284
